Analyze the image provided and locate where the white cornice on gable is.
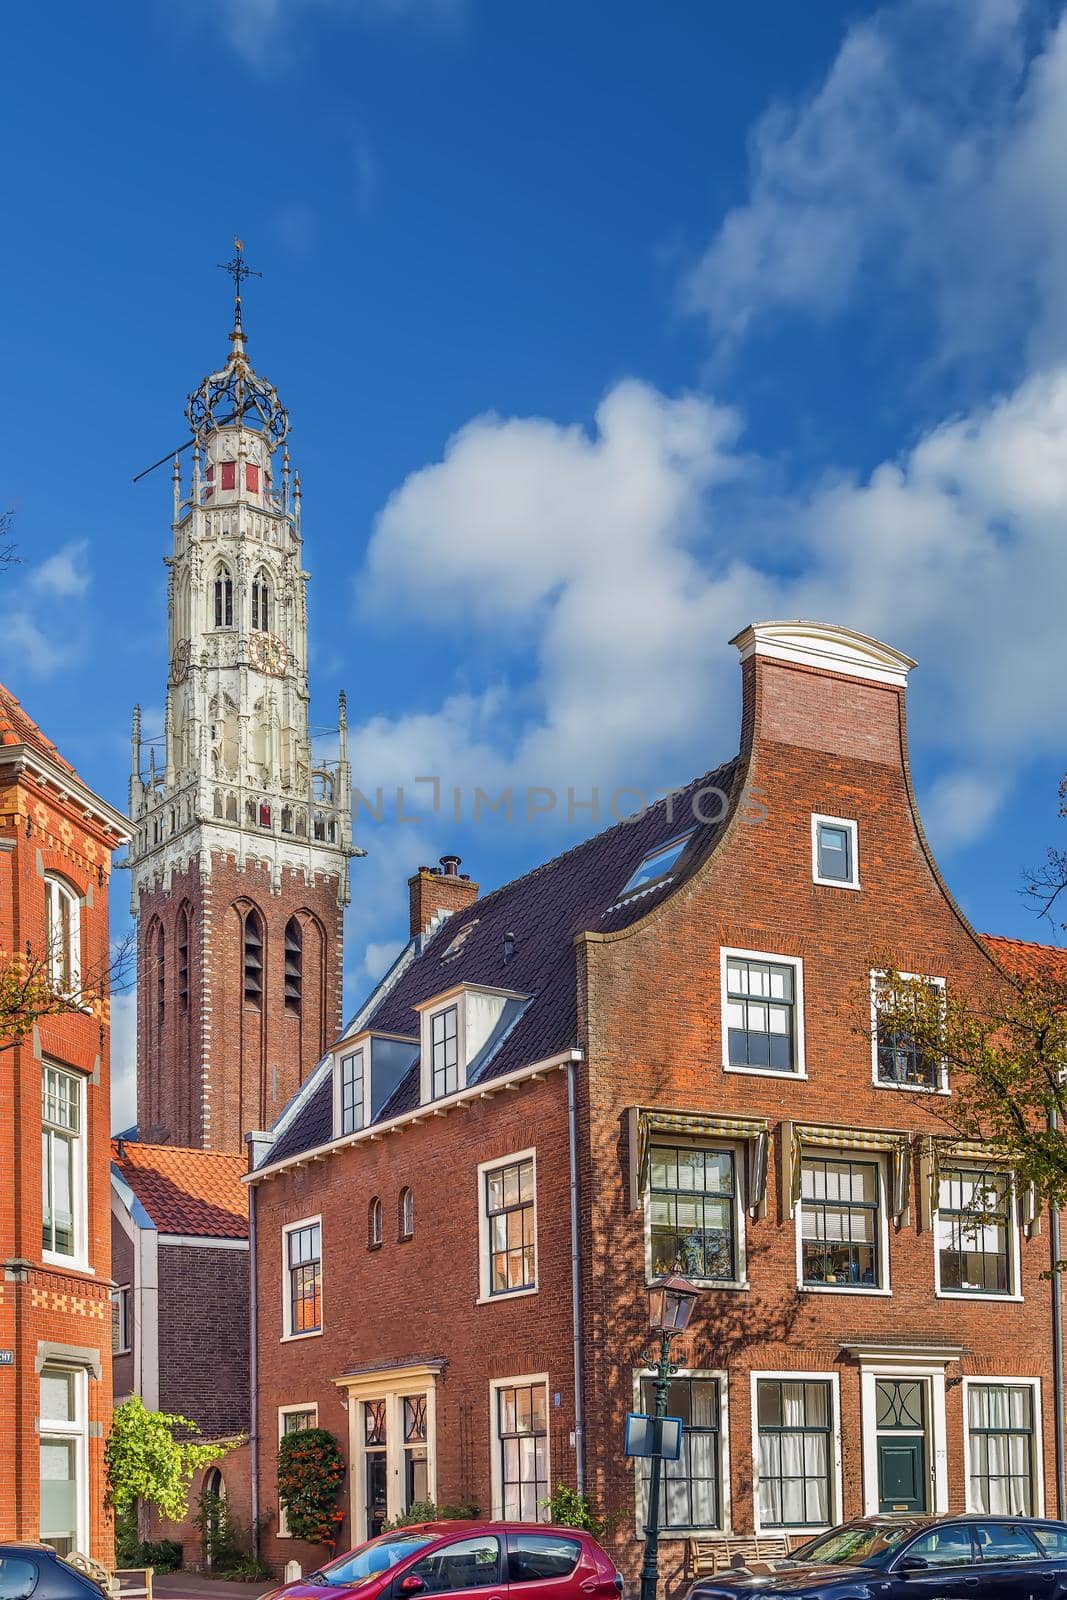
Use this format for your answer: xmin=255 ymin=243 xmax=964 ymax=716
xmin=730 ymin=621 xmax=917 ymax=688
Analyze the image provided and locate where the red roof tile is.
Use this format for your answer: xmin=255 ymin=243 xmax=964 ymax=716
xmin=0 ymin=681 xmax=77 ymax=775
xmin=982 ymin=933 xmax=1067 ymax=983
xmin=112 ymin=1140 xmax=248 ymax=1238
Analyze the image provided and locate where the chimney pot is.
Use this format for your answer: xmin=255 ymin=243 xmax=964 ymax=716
xmin=439 ymin=853 xmax=462 ymax=877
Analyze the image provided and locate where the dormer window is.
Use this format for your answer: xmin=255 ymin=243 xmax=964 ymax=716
xmin=617 ymin=832 xmax=695 ymax=903
xmin=338 ymin=1048 xmax=366 ymax=1136
xmin=417 ymin=984 xmax=529 ymax=1105
xmin=331 ymin=1032 xmax=420 ymax=1139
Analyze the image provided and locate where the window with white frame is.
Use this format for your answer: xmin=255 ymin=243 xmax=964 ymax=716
xmin=480 ymin=1154 xmax=536 ymax=1298
xmin=722 ymin=950 xmax=803 ymax=1075
xmin=42 ymin=1065 xmax=84 ymax=1262
xmin=339 ymin=1048 xmax=366 ymax=1136
xmin=937 ymin=1167 xmax=1015 ymax=1296
xmin=637 ymin=1375 xmax=724 ymax=1531
xmin=283 ymin=1219 xmax=321 ymax=1337
xmin=493 ymin=1380 xmax=549 ymax=1521
xmin=812 ymin=815 xmax=859 ymax=888
xmin=799 ymin=1154 xmax=884 ymax=1291
xmin=754 ymin=1378 xmax=835 ymax=1529
xmin=967 ymin=1383 xmax=1038 ymax=1515
xmin=111 ymin=1286 xmax=132 ymax=1355
xmin=648 ymin=1144 xmax=740 ymax=1283
xmin=431 ymin=1005 xmax=459 ymax=1099
xmin=44 ymin=875 xmax=81 ymax=994
xmin=278 ymin=1405 xmax=318 ymax=1536
xmin=872 ymin=972 xmax=946 ymax=1091
xmin=39 ymin=1366 xmax=86 ymax=1557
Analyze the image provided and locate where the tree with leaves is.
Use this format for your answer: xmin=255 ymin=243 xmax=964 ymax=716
xmin=105 ymin=1397 xmax=234 ymax=1543
xmin=277 ymin=1427 xmax=346 ymax=1548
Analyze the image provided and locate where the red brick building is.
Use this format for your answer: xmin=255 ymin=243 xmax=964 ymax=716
xmin=248 ymin=619 xmax=1067 ymax=1587
xmin=0 ymin=682 xmax=131 ymax=1562
xmin=126 ymin=285 xmax=355 ymax=1154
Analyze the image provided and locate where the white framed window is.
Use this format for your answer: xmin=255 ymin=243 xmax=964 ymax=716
xmin=334 ymin=1047 xmax=367 ymax=1137
xmin=751 ymin=1372 xmax=842 ymax=1535
xmin=39 ymin=1365 xmax=89 ymax=1557
xmin=430 ymin=1004 xmax=459 ymax=1099
xmin=489 ymin=1374 xmax=550 ymax=1522
xmin=42 ymin=1064 xmax=88 ymax=1268
xmin=811 ymin=814 xmax=859 ymax=889
xmin=44 ymin=875 xmax=81 ymax=994
xmin=870 ymin=972 xmax=947 ymax=1093
xmin=399 ymin=1187 xmax=414 ymax=1241
xmin=369 ymin=1196 xmax=383 ymax=1250
xmin=644 ymin=1142 xmax=747 ymax=1289
xmin=796 ymin=1152 xmax=890 ymax=1295
xmin=281 ymin=1217 xmax=322 ymax=1339
xmin=935 ymin=1166 xmax=1021 ymax=1301
xmin=111 ymin=1286 xmax=132 ymax=1355
xmin=720 ymin=948 xmax=806 ymax=1078
xmin=478 ymin=1150 xmax=537 ymax=1302
xmin=278 ymin=1404 xmax=319 ymax=1537
xmin=631 ymin=1368 xmax=730 ymax=1535
xmin=963 ymin=1379 xmax=1043 ymax=1517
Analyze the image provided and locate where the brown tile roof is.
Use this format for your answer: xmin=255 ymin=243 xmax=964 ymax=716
xmin=981 ymin=933 xmax=1067 ymax=982
xmin=112 ymin=1140 xmax=248 ymax=1238
xmin=0 ymin=681 xmax=76 ymax=775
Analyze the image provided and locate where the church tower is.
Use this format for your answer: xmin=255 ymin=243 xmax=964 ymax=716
xmin=129 ymin=251 xmax=354 ymax=1152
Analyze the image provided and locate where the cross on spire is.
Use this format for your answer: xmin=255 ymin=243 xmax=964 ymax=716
xmin=217 ymin=236 xmax=261 ymax=332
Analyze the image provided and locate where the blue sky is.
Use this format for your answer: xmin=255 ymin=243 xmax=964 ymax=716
xmin=2 ymin=0 xmax=1066 ymax=1129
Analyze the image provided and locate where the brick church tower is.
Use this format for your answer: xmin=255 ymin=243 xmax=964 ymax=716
xmin=128 ymin=255 xmax=354 ymax=1152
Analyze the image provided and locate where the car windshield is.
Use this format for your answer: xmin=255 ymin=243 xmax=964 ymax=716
xmin=315 ymin=1535 xmax=437 ymax=1587
xmin=792 ymin=1524 xmax=918 ymax=1567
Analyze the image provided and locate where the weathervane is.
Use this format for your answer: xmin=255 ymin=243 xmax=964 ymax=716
xmin=217 ymin=235 xmax=261 ymax=332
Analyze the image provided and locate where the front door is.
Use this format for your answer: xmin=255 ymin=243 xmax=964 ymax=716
xmin=876 ymin=1380 xmax=929 ymax=1514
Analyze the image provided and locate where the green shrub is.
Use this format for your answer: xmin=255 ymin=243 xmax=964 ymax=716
xmin=113 ymin=1532 xmax=183 ymax=1573
xmin=277 ymin=1428 xmax=346 ymax=1548
xmin=382 ymin=1500 xmax=480 ymax=1531
xmin=541 ymin=1484 xmax=607 ymax=1537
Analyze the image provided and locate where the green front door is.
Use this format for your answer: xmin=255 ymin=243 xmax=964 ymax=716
xmin=876 ymin=1379 xmax=929 ymax=1513
xmin=878 ymin=1435 xmax=926 ymax=1513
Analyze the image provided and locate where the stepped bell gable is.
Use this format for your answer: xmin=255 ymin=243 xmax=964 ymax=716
xmin=128 ymin=258 xmax=356 ymax=1153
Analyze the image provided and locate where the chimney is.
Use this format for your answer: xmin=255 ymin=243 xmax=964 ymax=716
xmin=408 ymin=854 xmax=479 ymax=939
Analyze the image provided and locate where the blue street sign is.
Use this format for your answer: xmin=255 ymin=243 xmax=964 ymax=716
xmin=624 ymin=1412 xmax=684 ymax=1461
xmin=0 ymin=1351 xmax=13 ymax=1366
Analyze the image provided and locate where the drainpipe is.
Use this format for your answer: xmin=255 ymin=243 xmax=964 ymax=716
xmin=249 ymin=1176 xmax=261 ymax=1561
xmin=567 ymin=1059 xmax=586 ymax=1495
xmin=1051 ymin=1108 xmax=1065 ymax=1519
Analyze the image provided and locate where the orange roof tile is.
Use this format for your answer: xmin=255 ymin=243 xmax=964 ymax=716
xmin=982 ymin=932 xmax=1067 ymax=983
xmin=112 ymin=1140 xmax=248 ymax=1238
xmin=0 ymin=680 xmax=77 ymax=775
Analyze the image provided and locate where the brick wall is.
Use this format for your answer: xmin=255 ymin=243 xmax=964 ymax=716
xmin=137 ymin=852 xmax=344 ymax=1152
xmin=0 ymin=746 xmax=126 ymax=1565
xmin=158 ymin=1242 xmax=250 ymax=1439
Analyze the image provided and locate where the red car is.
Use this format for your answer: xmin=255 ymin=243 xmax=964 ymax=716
xmin=269 ymin=1523 xmax=624 ymax=1600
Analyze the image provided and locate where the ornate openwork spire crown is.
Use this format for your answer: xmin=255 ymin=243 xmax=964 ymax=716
xmin=185 ymin=238 xmax=290 ymax=449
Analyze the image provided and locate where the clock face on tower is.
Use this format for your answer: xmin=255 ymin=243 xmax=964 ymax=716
xmin=249 ymin=630 xmax=289 ymax=677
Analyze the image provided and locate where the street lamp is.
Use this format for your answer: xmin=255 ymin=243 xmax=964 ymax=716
xmin=639 ymin=1270 xmax=702 ymax=1600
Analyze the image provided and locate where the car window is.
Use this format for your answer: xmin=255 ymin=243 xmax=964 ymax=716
xmin=507 ymin=1534 xmax=582 ymax=1583
xmin=902 ymin=1527 xmax=976 ymax=1568
xmin=1032 ymin=1525 xmax=1067 ymax=1557
xmin=321 ymin=1535 xmax=438 ymax=1588
xmin=796 ymin=1523 xmax=916 ymax=1566
xmin=0 ymin=1560 xmax=38 ymax=1600
xmin=975 ymin=1524 xmax=1043 ymax=1563
xmin=408 ymin=1536 xmax=501 ymax=1593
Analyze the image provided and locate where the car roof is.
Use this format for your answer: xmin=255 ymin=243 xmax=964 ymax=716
xmin=395 ymin=1522 xmax=592 ymax=1536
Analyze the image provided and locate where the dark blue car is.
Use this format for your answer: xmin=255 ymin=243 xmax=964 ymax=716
xmin=688 ymin=1515 xmax=1067 ymax=1598
xmin=0 ymin=1547 xmax=107 ymax=1600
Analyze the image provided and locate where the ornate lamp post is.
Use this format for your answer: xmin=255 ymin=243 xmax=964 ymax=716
xmin=639 ymin=1270 xmax=702 ymax=1600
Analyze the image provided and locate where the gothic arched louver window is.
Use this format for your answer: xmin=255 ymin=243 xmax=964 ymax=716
xmin=243 ymin=908 xmax=264 ymax=1007
xmin=284 ymin=917 xmax=302 ymax=1015
xmin=251 ymin=572 xmax=271 ymax=633
xmin=213 ymin=564 xmax=234 ymax=629
xmin=177 ymin=906 xmax=190 ymax=1013
xmin=369 ymin=1196 xmax=383 ymax=1250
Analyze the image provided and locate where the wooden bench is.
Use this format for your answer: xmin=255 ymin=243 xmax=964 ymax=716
xmin=686 ymin=1536 xmax=792 ymax=1578
xmin=112 ymin=1568 xmax=154 ymax=1600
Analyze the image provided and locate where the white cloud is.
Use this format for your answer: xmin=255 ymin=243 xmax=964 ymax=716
xmin=684 ymin=0 xmax=1067 ymax=374
xmin=353 ymin=365 xmax=1067 ymax=858
xmin=29 ymin=540 xmax=91 ymax=599
xmin=363 ymin=939 xmax=404 ymax=980
xmin=204 ymin=0 xmax=462 ymax=74
xmin=922 ymin=769 xmax=1012 ymax=852
xmin=110 ymin=990 xmax=138 ymax=1134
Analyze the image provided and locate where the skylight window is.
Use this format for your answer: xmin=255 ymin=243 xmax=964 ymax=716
xmin=618 ymin=832 xmax=695 ymax=901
